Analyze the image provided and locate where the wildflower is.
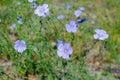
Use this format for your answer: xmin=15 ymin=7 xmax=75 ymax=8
xmin=76 ymin=18 xmax=87 ymax=24
xmin=79 ymin=7 xmax=85 ymax=11
xmin=74 ymin=10 xmax=82 ymax=18
xmin=17 ymin=1 xmax=21 ymax=5
xmin=17 ymin=16 xmax=21 ymax=20
xmin=56 ymin=40 xmax=64 ymax=47
xmin=66 ymin=21 xmax=78 ymax=33
xmin=57 ymin=42 xmax=73 ymax=59
xmin=94 ymin=29 xmax=109 ymax=40
xmin=18 ymin=19 xmax=23 ymax=24
xmin=28 ymin=0 xmax=33 ymax=3
xmin=34 ymin=4 xmax=49 ymax=17
xmin=57 ymin=15 xmax=64 ymax=20
xmin=10 ymin=24 xmax=16 ymax=30
xmin=14 ymin=40 xmax=27 ymax=53
xmin=43 ymin=11 xmax=50 ymax=17
xmin=65 ymin=3 xmax=70 ymax=9
xmin=113 ymin=69 xmax=120 ymax=73
xmin=31 ymin=2 xmax=37 ymax=9
xmin=28 ymin=0 xmax=36 ymax=3
xmin=17 ymin=16 xmax=23 ymax=24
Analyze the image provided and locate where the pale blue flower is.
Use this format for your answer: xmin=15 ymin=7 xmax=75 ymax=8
xmin=34 ymin=4 xmax=49 ymax=17
xmin=56 ymin=40 xmax=64 ymax=47
xmin=74 ymin=10 xmax=82 ymax=18
xmin=14 ymin=40 xmax=27 ymax=53
xmin=94 ymin=29 xmax=109 ymax=40
xmin=18 ymin=19 xmax=23 ymax=24
xmin=65 ymin=3 xmax=70 ymax=9
xmin=76 ymin=18 xmax=87 ymax=24
xmin=66 ymin=21 xmax=78 ymax=33
xmin=31 ymin=2 xmax=37 ymax=9
xmin=79 ymin=7 xmax=85 ymax=11
xmin=28 ymin=0 xmax=36 ymax=3
xmin=57 ymin=42 xmax=73 ymax=59
xmin=57 ymin=15 xmax=64 ymax=20
xmin=17 ymin=16 xmax=21 ymax=20
xmin=17 ymin=1 xmax=21 ymax=5
xmin=113 ymin=69 xmax=120 ymax=73
xmin=43 ymin=11 xmax=50 ymax=17
xmin=10 ymin=24 xmax=16 ymax=30
xmin=17 ymin=16 xmax=23 ymax=24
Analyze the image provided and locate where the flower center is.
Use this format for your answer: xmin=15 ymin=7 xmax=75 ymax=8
xmin=99 ymin=33 xmax=103 ymax=37
xmin=39 ymin=8 xmax=44 ymax=13
xmin=19 ymin=44 xmax=23 ymax=48
xmin=64 ymin=49 xmax=68 ymax=53
xmin=70 ymin=26 xmax=74 ymax=29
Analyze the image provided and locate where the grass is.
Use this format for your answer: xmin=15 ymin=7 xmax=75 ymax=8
xmin=0 ymin=0 xmax=120 ymax=80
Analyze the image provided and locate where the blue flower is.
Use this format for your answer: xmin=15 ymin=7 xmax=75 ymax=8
xmin=65 ymin=3 xmax=70 ymax=9
xmin=76 ymin=18 xmax=87 ymax=24
xmin=31 ymin=2 xmax=37 ymax=9
xmin=17 ymin=16 xmax=21 ymax=20
xmin=57 ymin=42 xmax=73 ymax=59
xmin=10 ymin=24 xmax=16 ymax=30
xmin=66 ymin=21 xmax=78 ymax=33
xmin=79 ymin=7 xmax=85 ymax=11
xmin=74 ymin=10 xmax=82 ymax=18
xmin=94 ymin=29 xmax=109 ymax=40
xmin=57 ymin=15 xmax=64 ymax=20
xmin=28 ymin=0 xmax=36 ymax=3
xmin=18 ymin=19 xmax=23 ymax=24
xmin=43 ymin=11 xmax=50 ymax=17
xmin=16 ymin=16 xmax=23 ymax=24
xmin=34 ymin=4 xmax=49 ymax=17
xmin=17 ymin=1 xmax=21 ymax=6
xmin=56 ymin=40 xmax=64 ymax=47
xmin=113 ymin=69 xmax=120 ymax=73
xmin=14 ymin=40 xmax=27 ymax=53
